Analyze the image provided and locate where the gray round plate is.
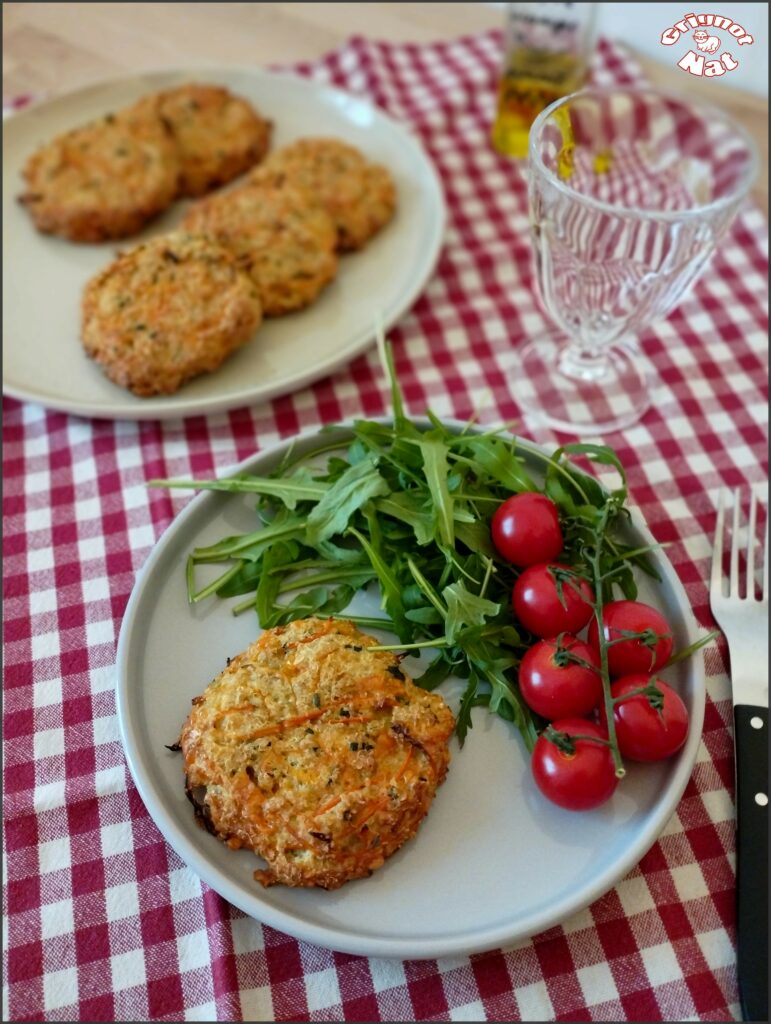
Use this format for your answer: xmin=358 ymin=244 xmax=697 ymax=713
xmin=3 ymin=69 xmax=445 ymax=420
xmin=116 ymin=423 xmax=705 ymax=958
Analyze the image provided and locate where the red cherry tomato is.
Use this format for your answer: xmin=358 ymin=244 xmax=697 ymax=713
xmin=491 ymin=493 xmax=563 ymax=567
xmin=603 ymin=674 xmax=689 ymax=761
xmin=512 ymin=562 xmax=594 ymax=638
xmin=531 ymin=718 xmax=619 ymax=810
xmin=519 ymin=635 xmax=602 ymax=720
xmin=588 ymin=600 xmax=673 ymax=677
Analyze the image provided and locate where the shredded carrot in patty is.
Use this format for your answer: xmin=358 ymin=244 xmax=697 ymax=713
xmin=235 ymin=708 xmax=325 ymax=741
xmin=394 ymin=746 xmax=413 ymax=780
xmin=285 ymin=823 xmax=315 ymax=852
xmin=351 ymin=796 xmax=389 ymax=830
xmin=283 ymin=620 xmax=340 ymax=647
xmin=315 ymin=795 xmax=341 ymax=816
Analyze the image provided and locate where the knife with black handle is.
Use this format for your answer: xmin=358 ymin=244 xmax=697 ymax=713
xmin=734 ymin=703 xmax=768 ymax=1023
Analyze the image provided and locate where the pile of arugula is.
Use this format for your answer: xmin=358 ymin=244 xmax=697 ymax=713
xmin=152 ymin=347 xmax=659 ymax=751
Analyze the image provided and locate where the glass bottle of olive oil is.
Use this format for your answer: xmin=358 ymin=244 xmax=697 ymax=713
xmin=492 ymin=3 xmax=598 ymax=159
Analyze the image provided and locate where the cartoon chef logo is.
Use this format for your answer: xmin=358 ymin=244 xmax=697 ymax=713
xmin=660 ymin=12 xmax=754 ymax=77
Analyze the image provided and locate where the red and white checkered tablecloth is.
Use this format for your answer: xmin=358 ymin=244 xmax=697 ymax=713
xmin=3 ymin=31 xmax=769 ymax=1023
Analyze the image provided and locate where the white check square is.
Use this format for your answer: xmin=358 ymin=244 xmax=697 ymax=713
xmin=38 ymin=835 xmax=71 ymax=875
xmin=86 ymin=618 xmax=114 ymax=647
xmin=640 ymin=942 xmax=684 ymax=986
xmin=34 ymin=727 xmax=65 ymax=761
xmin=697 ymin=927 xmax=734 ymax=971
xmin=27 ymin=546 xmax=55 ymax=573
xmin=176 ymin=931 xmax=212 ymax=973
xmin=304 ymin=967 xmax=341 ymax=1013
xmin=105 ymin=881 xmax=139 ymax=923
xmin=40 ymin=898 xmax=74 ymax=940
xmin=100 ymin=821 xmax=134 ymax=858
xmin=111 ymin=947 xmax=146 ymax=992
xmin=169 ymin=867 xmax=203 ymax=909
xmin=516 ymin=980 xmax=552 ymax=1021
xmin=43 ymin=966 xmax=78 ymax=1013
xmin=450 ymin=999 xmax=486 ymax=1020
xmin=578 ymin=960 xmax=618 ymax=1005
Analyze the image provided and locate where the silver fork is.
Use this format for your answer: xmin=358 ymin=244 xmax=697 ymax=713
xmin=710 ymin=488 xmax=768 ymax=1023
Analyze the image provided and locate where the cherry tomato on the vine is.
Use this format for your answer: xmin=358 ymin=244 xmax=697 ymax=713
xmin=531 ymin=718 xmax=619 ymax=810
xmin=518 ymin=634 xmax=602 ymax=720
xmin=588 ymin=600 xmax=673 ymax=677
xmin=602 ymin=674 xmax=689 ymax=762
xmin=491 ymin=493 xmax=563 ymax=567
xmin=512 ymin=562 xmax=594 ymax=638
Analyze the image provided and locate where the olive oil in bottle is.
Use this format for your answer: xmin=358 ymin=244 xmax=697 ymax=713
xmin=492 ymin=3 xmax=598 ymax=159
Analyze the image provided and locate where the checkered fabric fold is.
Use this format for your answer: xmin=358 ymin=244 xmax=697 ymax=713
xmin=3 ymin=32 xmax=768 ymax=1023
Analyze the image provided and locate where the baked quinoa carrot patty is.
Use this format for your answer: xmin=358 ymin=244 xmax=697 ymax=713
xmin=81 ymin=232 xmax=262 ymax=396
xmin=182 ymin=180 xmax=338 ymax=316
xmin=18 ymin=96 xmax=180 ymax=242
xmin=179 ymin=618 xmax=455 ymax=889
xmin=251 ymin=137 xmax=396 ymax=251
xmin=156 ymin=83 xmax=272 ymax=196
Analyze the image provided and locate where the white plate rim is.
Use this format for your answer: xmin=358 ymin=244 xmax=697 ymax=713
xmin=2 ymin=67 xmax=446 ymax=421
xmin=115 ymin=420 xmax=706 ymax=959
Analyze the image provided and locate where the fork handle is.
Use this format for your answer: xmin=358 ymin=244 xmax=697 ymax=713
xmin=734 ymin=704 xmax=768 ymax=1023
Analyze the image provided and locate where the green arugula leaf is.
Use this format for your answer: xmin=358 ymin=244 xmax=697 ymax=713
xmin=306 ymin=456 xmax=389 ymax=545
xmin=277 ymin=565 xmax=376 ymax=595
xmin=405 ymin=606 xmax=444 ymax=625
xmin=407 ymin=558 xmax=447 ymax=616
xmin=462 ymin=436 xmax=537 ymax=492
xmin=347 ymin=525 xmax=409 ymax=639
xmin=548 ymin=443 xmax=627 ymax=506
xmin=271 ymin=585 xmax=357 ymax=626
xmin=314 ymin=537 xmax=370 ymax=564
xmin=455 ymin=674 xmax=483 ymax=746
xmin=442 ymin=580 xmax=500 ymax=644
xmin=382 ymin=339 xmax=406 ymax=426
xmin=455 ymin=520 xmax=496 ymax=558
xmin=415 ymin=435 xmax=455 ymax=549
xmin=413 ymin=653 xmax=454 ymax=691
xmin=192 ymin=516 xmax=304 ymax=563
xmin=150 ymin=468 xmax=327 ymax=509
xmin=375 ymin=493 xmax=435 ymax=545
xmin=213 ymin=560 xmax=264 ymax=598
xmin=255 ymin=541 xmax=299 ymax=626
xmin=481 ymin=662 xmax=537 ymax=751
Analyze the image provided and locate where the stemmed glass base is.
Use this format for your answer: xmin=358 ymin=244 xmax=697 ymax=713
xmin=511 ymin=333 xmax=651 ymax=434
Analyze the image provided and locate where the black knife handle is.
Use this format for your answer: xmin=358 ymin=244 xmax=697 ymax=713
xmin=734 ymin=704 xmax=768 ymax=1023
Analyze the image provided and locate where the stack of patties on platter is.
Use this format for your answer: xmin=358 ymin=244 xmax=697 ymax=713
xmin=19 ymin=83 xmax=273 ymax=241
xmin=18 ymin=83 xmax=397 ymax=396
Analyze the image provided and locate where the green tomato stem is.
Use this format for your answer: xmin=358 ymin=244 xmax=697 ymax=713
xmin=589 ymin=505 xmax=627 ymax=780
xmin=611 ymin=681 xmax=664 ymax=708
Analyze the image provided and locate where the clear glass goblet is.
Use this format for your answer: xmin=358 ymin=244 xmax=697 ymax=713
xmin=514 ymin=87 xmax=757 ymax=434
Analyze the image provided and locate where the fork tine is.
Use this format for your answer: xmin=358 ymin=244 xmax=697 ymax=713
xmin=730 ymin=491 xmax=741 ymax=597
xmin=746 ymin=490 xmax=757 ymax=600
xmin=711 ymin=489 xmax=725 ymax=598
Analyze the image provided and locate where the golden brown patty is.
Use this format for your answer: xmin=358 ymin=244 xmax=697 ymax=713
xmin=81 ymin=231 xmax=262 ymax=396
xmin=179 ymin=618 xmax=455 ymax=889
xmin=157 ymin=83 xmax=272 ymax=197
xmin=19 ymin=97 xmax=180 ymax=242
xmin=182 ymin=181 xmax=338 ymax=316
xmin=251 ymin=137 xmax=396 ymax=251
